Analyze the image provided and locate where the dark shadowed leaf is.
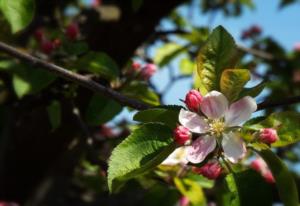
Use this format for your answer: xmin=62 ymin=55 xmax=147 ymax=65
xmin=47 ymin=100 xmax=61 ymax=131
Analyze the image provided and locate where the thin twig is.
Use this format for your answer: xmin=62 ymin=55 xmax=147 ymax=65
xmin=257 ymin=96 xmax=300 ymax=111
xmin=0 ymin=41 xmax=149 ymax=110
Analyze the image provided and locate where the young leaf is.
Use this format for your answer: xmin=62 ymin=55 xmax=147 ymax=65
xmin=107 ymin=123 xmax=176 ymax=193
xmin=257 ymin=149 xmax=299 ymax=206
xmin=245 ymin=112 xmax=300 ymax=147
xmin=85 ymin=94 xmax=123 ymax=126
xmin=196 ymin=26 xmax=238 ymax=92
xmin=47 ymin=100 xmax=61 ymax=131
xmin=121 ymin=81 xmax=160 ymax=106
xmin=133 ymin=105 xmax=182 ymax=128
xmin=0 ymin=0 xmax=35 ymax=33
xmin=239 ymin=81 xmax=266 ymax=98
xmin=224 ymin=169 xmax=273 ymax=206
xmin=220 ymin=69 xmax=250 ymax=102
xmin=74 ymin=52 xmax=119 ymax=80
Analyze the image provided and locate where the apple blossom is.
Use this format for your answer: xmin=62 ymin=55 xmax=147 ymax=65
xmin=259 ymin=128 xmax=278 ymax=144
xmin=193 ymin=162 xmax=222 ymax=179
xmin=178 ymin=90 xmax=257 ymax=163
xmin=184 ymin=89 xmax=203 ymax=112
xmin=161 ymin=147 xmax=188 ymax=166
xmin=173 ymin=125 xmax=191 ymax=145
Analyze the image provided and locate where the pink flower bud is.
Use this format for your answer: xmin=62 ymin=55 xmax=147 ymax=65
xmin=193 ymin=162 xmax=222 ymax=180
xmin=34 ymin=28 xmax=45 ymax=42
xmin=179 ymin=196 xmax=189 ymax=206
xmin=132 ymin=62 xmax=141 ymax=72
xmin=259 ymin=128 xmax=278 ymax=144
xmin=140 ymin=63 xmax=157 ymax=80
xmin=250 ymin=25 xmax=262 ymax=35
xmin=184 ymin=89 xmax=203 ymax=112
xmin=40 ymin=40 xmax=55 ymax=54
xmin=173 ymin=126 xmax=191 ymax=145
xmin=263 ymin=171 xmax=275 ymax=184
xmin=66 ymin=23 xmax=79 ymax=40
xmin=250 ymin=159 xmax=265 ymax=172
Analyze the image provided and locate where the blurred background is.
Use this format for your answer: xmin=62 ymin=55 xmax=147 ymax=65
xmin=0 ymin=0 xmax=300 ymax=205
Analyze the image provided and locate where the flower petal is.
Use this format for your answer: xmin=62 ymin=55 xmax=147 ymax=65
xmin=161 ymin=147 xmax=188 ymax=166
xmin=186 ymin=135 xmax=216 ymax=164
xmin=225 ymin=96 xmax=257 ymax=127
xmin=179 ymin=109 xmax=209 ymax=133
xmin=201 ymin=91 xmax=228 ymax=119
xmin=222 ymin=132 xmax=246 ymax=163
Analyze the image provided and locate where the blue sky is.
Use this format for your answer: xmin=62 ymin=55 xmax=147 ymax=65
xmin=113 ymin=0 xmax=300 ymax=123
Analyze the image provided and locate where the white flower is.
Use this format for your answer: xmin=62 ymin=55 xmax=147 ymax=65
xmin=179 ymin=91 xmax=257 ymax=164
xmin=161 ymin=147 xmax=189 ymax=166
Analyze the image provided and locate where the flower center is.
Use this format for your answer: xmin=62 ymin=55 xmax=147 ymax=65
xmin=209 ymin=119 xmax=225 ymax=136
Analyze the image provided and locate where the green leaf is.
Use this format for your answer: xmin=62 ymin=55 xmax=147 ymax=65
xmin=85 ymin=94 xmax=123 ymax=126
xmin=179 ymin=57 xmax=195 ymax=75
xmin=174 ymin=177 xmax=206 ymax=206
xmin=12 ymin=65 xmax=56 ymax=98
xmin=133 ymin=105 xmax=182 ymax=128
xmin=74 ymin=52 xmax=119 ymax=80
xmin=154 ymin=43 xmax=189 ymax=67
xmin=246 ymin=112 xmax=300 ymax=147
xmin=121 ymin=81 xmax=160 ymax=106
xmin=239 ymin=81 xmax=266 ymax=98
xmin=220 ymin=69 xmax=250 ymax=102
xmin=196 ymin=26 xmax=238 ymax=92
xmin=223 ymin=169 xmax=273 ymax=206
xmin=64 ymin=41 xmax=89 ymax=56
xmin=107 ymin=123 xmax=176 ymax=193
xmin=0 ymin=0 xmax=35 ymax=33
xmin=47 ymin=100 xmax=61 ymax=131
xmin=257 ymin=149 xmax=299 ymax=206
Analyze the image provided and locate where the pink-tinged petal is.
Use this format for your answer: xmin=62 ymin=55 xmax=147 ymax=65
xmin=222 ymin=132 xmax=246 ymax=163
xmin=201 ymin=91 xmax=228 ymax=119
xmin=225 ymin=96 xmax=257 ymax=127
xmin=179 ymin=109 xmax=209 ymax=133
xmin=186 ymin=135 xmax=216 ymax=164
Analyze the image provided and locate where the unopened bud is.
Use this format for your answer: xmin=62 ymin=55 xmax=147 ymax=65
xmin=140 ymin=63 xmax=157 ymax=80
xmin=184 ymin=89 xmax=203 ymax=112
xmin=193 ymin=162 xmax=222 ymax=179
xmin=259 ymin=128 xmax=278 ymax=144
xmin=173 ymin=126 xmax=191 ymax=145
xmin=66 ymin=23 xmax=79 ymax=40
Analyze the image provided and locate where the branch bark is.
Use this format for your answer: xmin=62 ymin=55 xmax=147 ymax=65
xmin=0 ymin=41 xmax=149 ymax=110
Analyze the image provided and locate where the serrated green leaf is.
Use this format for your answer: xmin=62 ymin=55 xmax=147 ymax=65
xmin=220 ymin=69 xmax=250 ymax=102
xmin=257 ymin=149 xmax=299 ymax=206
xmin=224 ymin=170 xmax=273 ymax=206
xmin=74 ymin=52 xmax=119 ymax=80
xmin=133 ymin=105 xmax=182 ymax=128
xmin=239 ymin=81 xmax=266 ymax=98
xmin=0 ymin=0 xmax=35 ymax=33
xmin=108 ymin=123 xmax=176 ymax=193
xmin=121 ymin=81 xmax=160 ymax=106
xmin=246 ymin=112 xmax=300 ymax=147
xmin=47 ymin=100 xmax=61 ymax=131
xmin=174 ymin=177 xmax=206 ymax=206
xmin=85 ymin=94 xmax=122 ymax=126
xmin=196 ymin=26 xmax=238 ymax=92
xmin=154 ymin=43 xmax=189 ymax=67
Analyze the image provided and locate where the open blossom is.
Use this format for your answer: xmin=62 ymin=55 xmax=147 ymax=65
xmin=179 ymin=90 xmax=257 ymax=163
xmin=193 ymin=162 xmax=222 ymax=179
xmin=259 ymin=128 xmax=278 ymax=144
xmin=251 ymin=158 xmax=275 ymax=183
xmin=184 ymin=90 xmax=203 ymax=112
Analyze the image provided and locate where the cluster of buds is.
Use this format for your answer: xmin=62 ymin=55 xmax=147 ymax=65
xmin=241 ymin=25 xmax=262 ymax=40
xmin=193 ymin=162 xmax=222 ymax=180
xmin=258 ymin=128 xmax=278 ymax=144
xmin=128 ymin=62 xmax=157 ymax=81
xmin=34 ymin=28 xmax=61 ymax=55
xmin=251 ymin=158 xmax=275 ymax=183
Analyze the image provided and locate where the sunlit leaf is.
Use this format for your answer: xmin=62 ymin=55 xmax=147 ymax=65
xmin=179 ymin=57 xmax=195 ymax=75
xmin=107 ymin=123 xmax=176 ymax=193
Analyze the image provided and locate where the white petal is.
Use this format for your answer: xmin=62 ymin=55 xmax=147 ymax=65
xmin=201 ymin=91 xmax=228 ymax=119
xmin=179 ymin=109 xmax=209 ymax=133
xmin=161 ymin=147 xmax=188 ymax=166
xmin=222 ymin=132 xmax=246 ymax=163
xmin=186 ymin=135 xmax=216 ymax=164
xmin=225 ymin=96 xmax=257 ymax=127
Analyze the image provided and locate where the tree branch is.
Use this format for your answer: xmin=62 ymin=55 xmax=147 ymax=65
xmin=257 ymin=96 xmax=300 ymax=111
xmin=0 ymin=41 xmax=150 ymax=110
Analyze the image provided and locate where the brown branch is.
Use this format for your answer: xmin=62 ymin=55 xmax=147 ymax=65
xmin=0 ymin=41 xmax=150 ymax=110
xmin=257 ymin=96 xmax=300 ymax=111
